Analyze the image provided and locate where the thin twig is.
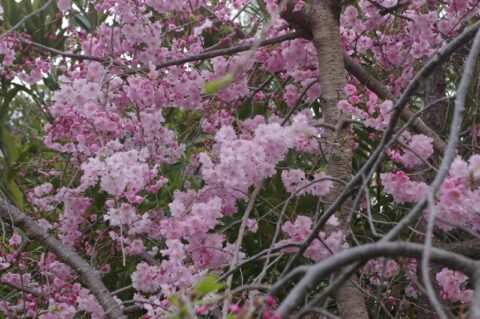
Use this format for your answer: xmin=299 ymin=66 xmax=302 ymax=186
xmin=0 ymin=0 xmax=54 ymax=39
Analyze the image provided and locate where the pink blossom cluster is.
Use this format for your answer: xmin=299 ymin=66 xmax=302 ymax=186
xmin=436 ymin=268 xmax=473 ymax=303
xmin=338 ymin=85 xmax=394 ymax=130
xmin=57 ymin=0 xmax=71 ymax=11
xmin=281 ymin=169 xmax=332 ymax=197
xmin=199 ymin=112 xmax=321 ymax=194
xmin=159 ymin=193 xmax=238 ymax=270
xmin=278 ymin=215 xmax=346 ymax=262
xmin=364 ymin=258 xmax=399 ymax=286
xmin=0 ymin=251 xmax=112 ymax=319
xmin=433 ymin=155 xmax=480 ymax=231
xmin=380 ymin=171 xmax=428 ymax=204
xmin=131 ymin=239 xmax=197 ymax=296
xmin=381 ymin=155 xmax=480 ymax=232
xmin=362 ymin=258 xmax=420 ymax=305
xmin=0 ymin=36 xmax=16 ymax=69
xmin=396 ymin=134 xmax=434 ymax=168
xmin=78 ymin=148 xmax=166 ymax=199
xmin=17 ymin=58 xmax=50 ymax=85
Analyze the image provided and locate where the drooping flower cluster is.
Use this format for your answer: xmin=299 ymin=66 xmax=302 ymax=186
xmin=78 ymin=147 xmax=166 ymax=199
xmin=396 ymin=134 xmax=435 ymax=168
xmin=199 ymin=112 xmax=321 ymax=194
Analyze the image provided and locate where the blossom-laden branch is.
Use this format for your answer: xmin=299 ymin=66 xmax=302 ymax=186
xmin=20 ymin=31 xmax=449 ymax=154
xmin=19 ymin=32 xmax=301 ymax=69
xmin=0 ymin=196 xmax=125 ymax=319
xmin=273 ymin=15 xmax=480 ymax=319
xmin=343 ymin=54 xmax=448 ymax=154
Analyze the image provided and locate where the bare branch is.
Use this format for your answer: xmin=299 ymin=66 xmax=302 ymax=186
xmin=422 ymin=26 xmax=480 ymax=319
xmin=0 ymin=0 xmax=54 ymax=39
xmin=274 ymin=242 xmax=477 ymax=318
xmin=222 ymin=183 xmax=262 ymax=317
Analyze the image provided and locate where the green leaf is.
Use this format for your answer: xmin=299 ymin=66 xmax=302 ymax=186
xmin=0 ymin=86 xmax=21 ymax=121
xmin=74 ymin=14 xmax=92 ymax=32
xmin=203 ymin=74 xmax=234 ymax=94
xmin=168 ymin=295 xmax=178 ymax=306
xmin=193 ymin=275 xmax=223 ymax=298
xmin=3 ymin=0 xmax=22 ymax=27
xmin=0 ymin=126 xmax=19 ymax=164
xmin=5 ymin=179 xmax=24 ymax=209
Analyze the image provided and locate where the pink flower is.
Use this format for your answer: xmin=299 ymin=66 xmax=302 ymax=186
xmin=449 ymin=156 xmax=469 ymax=180
xmin=283 ymin=84 xmax=299 ymax=108
xmin=337 ymin=100 xmax=354 ymax=115
xmin=380 ymin=171 xmax=428 ymax=204
xmin=280 ymin=216 xmax=346 ymax=262
xmin=131 ymin=262 xmax=161 ymax=293
xmin=436 ymin=268 xmax=473 ymax=303
xmin=57 ymin=0 xmax=71 ymax=11
xmin=246 ymin=218 xmax=258 ymax=233
xmin=405 ymin=284 xmax=418 ymax=299
xmin=469 ymin=154 xmax=480 ymax=181
xmin=281 ymin=169 xmax=332 ymax=197
xmin=438 ymin=178 xmax=466 ymax=207
xmin=344 ymin=84 xmax=358 ymax=96
xmin=399 ymin=134 xmax=434 ymax=168
xmin=229 ymin=304 xmax=240 ymax=313
xmin=8 ymin=233 xmax=22 ymax=246
xmin=342 ymin=6 xmax=359 ymax=26
xmin=126 ymin=239 xmax=145 ymax=256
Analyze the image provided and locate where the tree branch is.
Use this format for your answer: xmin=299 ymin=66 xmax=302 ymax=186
xmin=19 ymin=32 xmax=301 ymax=70
xmin=156 ymin=31 xmax=302 ymax=69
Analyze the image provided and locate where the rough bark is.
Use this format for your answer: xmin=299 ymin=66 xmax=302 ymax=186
xmin=424 ymin=65 xmax=447 ymax=135
xmin=416 ymin=64 xmax=448 ymax=318
xmin=309 ymin=1 xmax=369 ymax=319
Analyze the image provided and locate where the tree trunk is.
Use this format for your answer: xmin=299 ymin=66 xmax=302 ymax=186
xmin=416 ymin=64 xmax=447 ymax=318
xmin=310 ymin=1 xmax=369 ymax=319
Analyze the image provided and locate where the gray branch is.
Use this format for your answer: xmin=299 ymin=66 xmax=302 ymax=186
xmin=274 ymin=242 xmax=478 ymax=318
